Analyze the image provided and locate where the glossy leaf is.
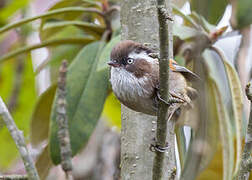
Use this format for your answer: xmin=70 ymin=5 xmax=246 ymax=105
xmin=30 ymin=84 xmax=57 ymax=146
xmin=191 ymin=0 xmax=228 ymax=25
xmin=49 ymin=41 xmax=109 ymax=164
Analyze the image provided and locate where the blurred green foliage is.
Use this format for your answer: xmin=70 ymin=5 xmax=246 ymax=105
xmin=0 ymin=0 xmax=251 ymax=179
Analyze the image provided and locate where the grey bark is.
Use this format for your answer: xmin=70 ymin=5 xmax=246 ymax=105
xmin=120 ymin=0 xmax=175 ymax=179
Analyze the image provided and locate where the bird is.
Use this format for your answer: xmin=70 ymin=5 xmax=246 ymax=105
xmin=108 ymin=40 xmax=199 ymax=118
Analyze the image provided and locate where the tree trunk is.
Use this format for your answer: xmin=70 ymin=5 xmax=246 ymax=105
xmin=120 ymin=0 xmax=176 ymax=179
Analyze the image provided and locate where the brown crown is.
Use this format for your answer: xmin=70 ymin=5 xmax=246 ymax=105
xmin=110 ymin=40 xmax=153 ymax=63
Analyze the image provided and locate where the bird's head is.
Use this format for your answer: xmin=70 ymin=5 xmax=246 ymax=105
xmin=108 ymin=40 xmax=157 ymax=78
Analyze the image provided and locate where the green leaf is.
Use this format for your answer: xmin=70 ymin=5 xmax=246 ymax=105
xmin=39 ymin=0 xmax=102 ymax=32
xmin=97 ymin=35 xmax=121 ymax=71
xmin=35 ymin=44 xmax=83 ymax=75
xmin=222 ymin=60 xmax=243 ymax=177
xmin=49 ymin=41 xmax=109 ymax=164
xmin=209 ymin=78 xmax=234 ymax=180
xmin=0 ymin=7 xmax=103 ymax=34
xmin=236 ymin=0 xmax=252 ymax=28
xmin=35 ymin=145 xmax=53 ymax=180
xmin=30 ymin=84 xmax=57 ymax=146
xmin=210 ymin=47 xmax=243 ymax=177
xmin=191 ymin=0 xmax=228 ymax=25
xmin=41 ymin=21 xmax=105 ymax=40
xmin=173 ymin=23 xmax=200 ymax=40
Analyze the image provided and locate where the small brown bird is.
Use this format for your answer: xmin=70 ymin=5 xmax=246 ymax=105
xmin=108 ymin=40 xmax=199 ymax=117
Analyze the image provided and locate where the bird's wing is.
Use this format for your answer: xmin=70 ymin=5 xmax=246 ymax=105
xmin=169 ymin=59 xmax=200 ymax=82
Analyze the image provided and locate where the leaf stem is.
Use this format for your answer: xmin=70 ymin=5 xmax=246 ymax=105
xmin=0 ymin=7 xmax=104 ymax=34
xmin=0 ymin=37 xmax=95 ymax=63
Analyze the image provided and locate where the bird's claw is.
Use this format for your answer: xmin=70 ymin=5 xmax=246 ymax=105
xmin=157 ymin=91 xmax=184 ymax=106
xmin=150 ymin=138 xmax=169 ymax=153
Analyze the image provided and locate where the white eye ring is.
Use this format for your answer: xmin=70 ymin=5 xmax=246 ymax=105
xmin=127 ymin=58 xmax=134 ymax=64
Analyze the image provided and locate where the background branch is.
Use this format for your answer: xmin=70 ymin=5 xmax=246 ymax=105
xmin=0 ymin=97 xmax=39 ymax=180
xmin=0 ymin=175 xmax=28 ymax=180
xmin=56 ymin=60 xmax=73 ymax=180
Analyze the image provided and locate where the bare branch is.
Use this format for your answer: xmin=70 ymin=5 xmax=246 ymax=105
xmin=0 ymin=97 xmax=39 ymax=180
xmin=0 ymin=175 xmax=28 ymax=180
xmin=56 ymin=60 xmax=73 ymax=180
xmin=152 ymin=0 xmax=175 ymax=179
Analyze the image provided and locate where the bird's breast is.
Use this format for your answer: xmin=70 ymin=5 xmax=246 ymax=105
xmin=110 ymin=67 xmax=156 ymax=115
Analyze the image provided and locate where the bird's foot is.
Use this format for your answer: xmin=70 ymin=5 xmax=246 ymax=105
xmin=150 ymin=138 xmax=169 ymax=153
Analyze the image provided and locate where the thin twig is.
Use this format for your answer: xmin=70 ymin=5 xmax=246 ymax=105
xmin=0 ymin=175 xmax=28 ymax=180
xmin=0 ymin=97 xmax=39 ymax=180
xmin=56 ymin=60 xmax=73 ymax=180
xmin=237 ymin=82 xmax=252 ymax=179
xmin=152 ymin=0 xmax=175 ymax=180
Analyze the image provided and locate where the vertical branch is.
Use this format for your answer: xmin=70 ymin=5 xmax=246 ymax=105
xmin=0 ymin=97 xmax=39 ymax=180
xmin=152 ymin=0 xmax=175 ymax=180
xmin=237 ymin=82 xmax=252 ymax=179
xmin=56 ymin=60 xmax=73 ymax=180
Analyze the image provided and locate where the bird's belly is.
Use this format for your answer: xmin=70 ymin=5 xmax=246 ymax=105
xmin=112 ymin=83 xmax=157 ymax=115
xmin=119 ymin=96 xmax=157 ymax=116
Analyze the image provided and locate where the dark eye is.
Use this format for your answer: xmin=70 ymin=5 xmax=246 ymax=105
xmin=127 ymin=58 xmax=134 ymax=64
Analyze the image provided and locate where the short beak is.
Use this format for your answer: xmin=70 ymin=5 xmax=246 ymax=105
xmin=108 ymin=60 xmax=120 ymax=67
